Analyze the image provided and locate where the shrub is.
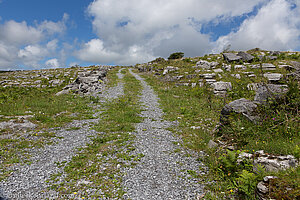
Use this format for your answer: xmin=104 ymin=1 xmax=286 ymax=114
xmin=151 ymin=57 xmax=166 ymax=63
xmin=168 ymin=52 xmax=184 ymax=60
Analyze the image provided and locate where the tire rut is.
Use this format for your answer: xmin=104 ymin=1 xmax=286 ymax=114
xmin=122 ymin=69 xmax=206 ymax=200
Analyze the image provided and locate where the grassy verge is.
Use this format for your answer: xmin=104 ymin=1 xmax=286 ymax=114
xmin=49 ymin=69 xmax=143 ymax=199
xmin=141 ymin=62 xmax=299 ymax=199
xmin=0 ymin=81 xmax=95 ymax=181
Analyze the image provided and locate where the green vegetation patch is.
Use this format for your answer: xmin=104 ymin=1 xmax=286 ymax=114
xmin=140 ymin=53 xmax=300 ymax=199
xmin=49 ymin=69 xmax=143 ymax=199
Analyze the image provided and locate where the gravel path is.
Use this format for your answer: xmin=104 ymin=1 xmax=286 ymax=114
xmin=0 ymin=68 xmax=125 ymax=200
xmin=123 ymin=69 xmax=206 ymax=200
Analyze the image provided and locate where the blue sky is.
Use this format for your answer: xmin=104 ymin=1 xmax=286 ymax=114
xmin=0 ymin=0 xmax=299 ymax=70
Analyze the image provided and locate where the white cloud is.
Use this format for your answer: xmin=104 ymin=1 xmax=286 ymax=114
xmin=0 ymin=20 xmax=44 ymax=45
xmin=38 ymin=13 xmax=69 ymax=35
xmin=76 ymin=0 xmax=300 ymax=65
xmin=76 ymin=0 xmax=266 ymax=65
xmin=45 ymin=58 xmax=60 ymax=68
xmin=215 ymin=0 xmax=300 ymax=52
xmin=76 ymin=38 xmax=154 ymax=65
xmin=0 ymin=14 xmax=68 ymax=69
xmin=18 ymin=45 xmax=49 ymax=67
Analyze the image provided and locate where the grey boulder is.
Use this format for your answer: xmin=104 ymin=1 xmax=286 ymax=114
xmin=222 ymin=53 xmax=242 ymax=62
xmin=237 ymin=51 xmax=254 ymax=62
xmin=254 ymin=84 xmax=288 ymax=103
xmin=220 ymin=98 xmax=259 ymax=124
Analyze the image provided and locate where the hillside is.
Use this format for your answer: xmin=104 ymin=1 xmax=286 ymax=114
xmin=0 ymin=49 xmax=299 ymax=199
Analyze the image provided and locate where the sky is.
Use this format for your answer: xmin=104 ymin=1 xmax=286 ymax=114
xmin=0 ymin=0 xmax=299 ymax=70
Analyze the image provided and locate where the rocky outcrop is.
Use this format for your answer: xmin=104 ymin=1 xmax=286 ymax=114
xmin=0 ymin=115 xmax=36 ymax=137
xmin=56 ymin=67 xmax=107 ymax=96
xmin=253 ymin=84 xmax=288 ymax=103
xmin=238 ymin=150 xmax=298 ymax=172
xmin=222 ymin=53 xmax=242 ymax=62
xmin=256 ymin=176 xmax=278 ymax=200
xmin=237 ymin=51 xmax=254 ymax=62
xmin=263 ymin=73 xmax=283 ymax=82
xmin=163 ymin=66 xmax=178 ymax=75
xmin=196 ymin=60 xmax=219 ymax=69
xmin=212 ymin=81 xmax=232 ymax=96
xmin=220 ymin=98 xmax=259 ymax=124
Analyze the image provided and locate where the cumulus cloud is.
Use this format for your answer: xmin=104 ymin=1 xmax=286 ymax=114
xmin=215 ymin=0 xmax=300 ymax=52
xmin=76 ymin=0 xmax=300 ymax=65
xmin=18 ymin=45 xmax=49 ymax=67
xmin=0 ymin=14 xmax=68 ymax=69
xmin=76 ymin=0 xmax=266 ymax=65
xmin=45 ymin=58 xmax=60 ymax=68
xmin=0 ymin=21 xmax=44 ymax=45
xmin=76 ymin=38 xmax=154 ymax=65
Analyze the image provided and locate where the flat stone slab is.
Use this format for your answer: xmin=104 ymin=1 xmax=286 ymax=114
xmin=262 ymin=63 xmax=276 ymax=70
xmin=212 ymin=81 xmax=232 ymax=91
xmin=237 ymin=51 xmax=254 ymax=62
xmin=263 ymin=73 xmax=283 ymax=82
xmin=234 ymin=65 xmax=247 ymax=70
xmin=199 ymin=73 xmax=216 ymax=79
xmin=222 ymin=53 xmax=242 ymax=62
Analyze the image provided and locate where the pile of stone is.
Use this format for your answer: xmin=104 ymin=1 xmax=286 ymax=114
xmin=0 ymin=115 xmax=36 ymax=138
xmin=237 ymin=150 xmax=299 ymax=172
xmin=222 ymin=52 xmax=254 ymax=62
xmin=195 ymin=60 xmax=219 ymax=69
xmin=56 ymin=67 xmax=107 ymax=96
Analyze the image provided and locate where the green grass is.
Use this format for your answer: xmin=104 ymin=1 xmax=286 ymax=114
xmin=143 ymin=74 xmax=222 ymax=151
xmin=0 ymin=69 xmax=96 ymax=181
xmin=0 ymin=86 xmax=94 ymax=128
xmin=106 ymin=67 xmax=121 ymax=87
xmin=139 ymin=52 xmax=300 ymax=199
xmin=49 ymin=68 xmax=143 ymax=199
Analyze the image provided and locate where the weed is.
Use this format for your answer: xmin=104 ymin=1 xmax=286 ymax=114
xmin=49 ymin=68 xmax=143 ymax=199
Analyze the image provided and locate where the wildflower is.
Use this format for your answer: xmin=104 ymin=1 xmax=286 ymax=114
xmin=272 ymin=118 xmax=275 ymax=120
xmin=230 ymin=189 xmax=233 ymax=193
xmin=74 ymin=192 xmax=77 ymax=195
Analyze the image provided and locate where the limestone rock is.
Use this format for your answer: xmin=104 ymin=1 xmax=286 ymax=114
xmin=163 ymin=66 xmax=178 ymax=75
xmin=254 ymin=84 xmax=288 ymax=103
xmin=266 ymin=56 xmax=277 ymax=60
xmin=199 ymin=73 xmax=216 ymax=79
xmin=212 ymin=81 xmax=232 ymax=96
xmin=213 ymin=68 xmax=223 ymax=73
xmin=0 ymin=118 xmax=37 ymax=134
xmin=252 ymin=150 xmax=298 ymax=172
xmin=262 ymin=63 xmax=276 ymax=70
xmin=237 ymin=51 xmax=254 ymax=62
xmin=49 ymin=79 xmax=63 ymax=86
xmin=220 ymin=98 xmax=259 ymax=124
xmin=222 ymin=64 xmax=231 ymax=71
xmin=196 ymin=60 xmax=219 ymax=69
xmin=231 ymin=74 xmax=241 ymax=79
xmin=56 ymin=67 xmax=107 ymax=96
xmin=263 ymin=73 xmax=283 ymax=82
xmin=234 ymin=65 xmax=247 ymax=70
xmin=247 ymin=83 xmax=260 ymax=91
xmin=207 ymin=140 xmax=218 ymax=149
xmin=222 ymin=53 xmax=242 ymax=62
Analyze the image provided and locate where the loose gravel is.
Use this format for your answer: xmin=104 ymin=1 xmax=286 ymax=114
xmin=0 ymin=68 xmax=125 ymax=200
xmin=122 ymin=69 xmax=206 ymax=200
xmin=0 ymin=68 xmax=206 ymax=200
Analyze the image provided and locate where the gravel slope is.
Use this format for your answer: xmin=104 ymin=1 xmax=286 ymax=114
xmin=123 ymin=69 xmax=206 ymax=200
xmin=0 ymin=69 xmax=125 ymax=200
